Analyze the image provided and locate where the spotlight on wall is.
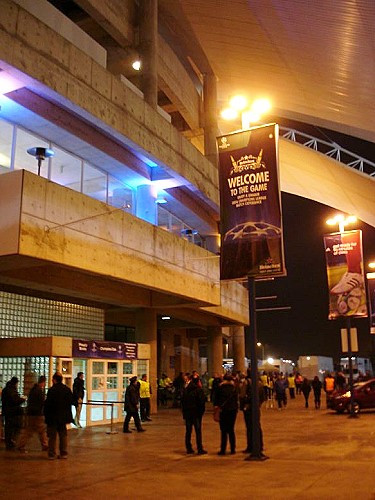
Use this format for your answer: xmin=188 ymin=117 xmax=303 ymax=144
xmin=27 ymin=147 xmax=54 ymax=176
xmin=132 ymin=60 xmax=141 ymax=71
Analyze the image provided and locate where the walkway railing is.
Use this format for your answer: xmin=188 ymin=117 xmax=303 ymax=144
xmin=280 ymin=127 xmax=375 ymax=177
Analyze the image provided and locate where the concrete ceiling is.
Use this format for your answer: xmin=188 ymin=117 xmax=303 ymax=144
xmin=179 ymin=0 xmax=375 ymax=143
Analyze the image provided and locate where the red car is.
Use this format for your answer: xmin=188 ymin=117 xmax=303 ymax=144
xmin=329 ymin=378 xmax=375 ymax=414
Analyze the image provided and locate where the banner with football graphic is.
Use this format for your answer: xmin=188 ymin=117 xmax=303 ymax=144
xmin=217 ymin=123 xmax=285 ymax=280
xmin=324 ymin=230 xmax=368 ymax=319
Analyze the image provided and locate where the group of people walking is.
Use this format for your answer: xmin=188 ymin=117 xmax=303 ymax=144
xmin=1 ymin=372 xmax=78 ymax=459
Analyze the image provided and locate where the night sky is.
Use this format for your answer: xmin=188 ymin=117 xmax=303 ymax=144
xmin=252 ymin=193 xmax=375 ymax=363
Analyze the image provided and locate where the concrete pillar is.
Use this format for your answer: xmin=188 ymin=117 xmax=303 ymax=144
xmin=205 ymin=234 xmax=220 ymax=255
xmin=207 ymin=326 xmax=223 ymax=376
xmin=203 ymin=73 xmax=219 ymax=166
xmin=136 ymin=184 xmax=157 ymax=224
xmin=231 ymin=325 xmax=246 ymax=374
xmin=139 ymin=0 xmax=158 ymax=108
xmin=136 ymin=309 xmax=157 ymax=413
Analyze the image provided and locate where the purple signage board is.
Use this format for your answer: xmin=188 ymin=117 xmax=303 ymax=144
xmin=217 ymin=123 xmax=285 ymax=280
xmin=324 ymin=230 xmax=368 ymax=319
xmin=72 ymin=339 xmax=138 ymax=360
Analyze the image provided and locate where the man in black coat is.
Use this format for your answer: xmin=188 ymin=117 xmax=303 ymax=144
xmin=44 ymin=372 xmax=73 ymax=460
xmin=123 ymin=376 xmax=145 ymax=433
xmin=181 ymin=374 xmax=207 ymax=455
xmin=1 ymin=376 xmax=25 ymax=450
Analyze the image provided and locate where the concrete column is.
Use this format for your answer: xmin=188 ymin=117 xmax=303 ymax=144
xmin=136 ymin=309 xmax=158 ymax=413
xmin=207 ymin=326 xmax=223 ymax=376
xmin=139 ymin=0 xmax=158 ymax=108
xmin=136 ymin=184 xmax=157 ymax=224
xmin=203 ymin=72 xmax=219 ymax=166
xmin=231 ymin=325 xmax=246 ymax=374
xmin=205 ymin=234 xmax=220 ymax=255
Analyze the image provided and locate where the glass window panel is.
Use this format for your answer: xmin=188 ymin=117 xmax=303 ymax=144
xmin=50 ymin=146 xmax=82 ymax=192
xmin=14 ymin=128 xmax=49 ymax=177
xmin=108 ymin=175 xmax=133 ymax=214
xmin=92 ymin=362 xmax=104 ymax=375
xmin=83 ymin=163 xmax=107 ymax=202
xmin=107 ymin=362 xmax=118 ymax=374
xmin=107 ymin=376 xmax=118 ymax=389
xmin=106 ymin=392 xmax=119 ymax=419
xmin=0 ymin=118 xmax=13 ymax=173
xmin=157 ymin=206 xmax=170 ymax=231
xmin=123 ymin=362 xmax=133 ymax=374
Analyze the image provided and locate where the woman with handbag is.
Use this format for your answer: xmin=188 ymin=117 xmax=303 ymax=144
xmin=214 ymin=374 xmax=238 ymax=455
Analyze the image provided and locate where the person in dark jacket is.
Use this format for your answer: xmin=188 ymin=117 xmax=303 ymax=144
xmin=181 ymin=374 xmax=207 ymax=455
xmin=215 ymin=374 xmax=238 ymax=455
xmin=1 ymin=376 xmax=26 ymax=450
xmin=72 ymin=372 xmax=85 ymax=428
xmin=17 ymin=375 xmax=48 ymax=453
xmin=44 ymin=372 xmax=73 ymax=459
xmin=301 ymin=377 xmax=312 ymax=408
xmin=311 ymin=376 xmax=322 ymax=409
xmin=123 ymin=376 xmax=145 ymax=433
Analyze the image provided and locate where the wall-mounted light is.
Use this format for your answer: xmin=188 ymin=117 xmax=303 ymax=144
xmin=132 ymin=60 xmax=141 ymax=71
xmin=161 ymin=316 xmax=171 ymax=320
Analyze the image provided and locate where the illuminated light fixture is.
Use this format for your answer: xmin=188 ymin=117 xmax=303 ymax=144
xmin=132 ymin=60 xmax=141 ymax=71
xmin=267 ymin=357 xmax=274 ymax=364
xmin=220 ymin=107 xmax=238 ymax=121
xmin=369 ymin=262 xmax=375 ymax=269
xmin=326 ymin=214 xmax=357 ymax=233
xmin=220 ymin=95 xmax=271 ymax=129
xmin=161 ymin=316 xmax=171 ymax=320
xmin=155 ymin=196 xmax=167 ymax=204
xmin=181 ymin=228 xmax=198 ymax=235
xmin=229 ymin=95 xmax=248 ymax=111
xmin=0 ymin=71 xmax=25 ymax=95
xmin=27 ymin=146 xmax=54 ymax=176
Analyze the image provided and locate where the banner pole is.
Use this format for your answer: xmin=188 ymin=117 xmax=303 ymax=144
xmin=347 ymin=317 xmax=358 ymax=419
xmin=245 ymin=276 xmax=268 ymax=461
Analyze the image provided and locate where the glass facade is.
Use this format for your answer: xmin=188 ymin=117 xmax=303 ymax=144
xmin=0 ymin=290 xmax=104 ymax=339
xmin=0 ymin=116 xmax=205 ymax=247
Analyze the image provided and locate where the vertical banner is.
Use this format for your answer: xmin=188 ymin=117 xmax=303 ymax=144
xmin=217 ymin=123 xmax=285 ymax=280
xmin=324 ymin=230 xmax=368 ymax=319
xmin=367 ymin=274 xmax=375 ymax=327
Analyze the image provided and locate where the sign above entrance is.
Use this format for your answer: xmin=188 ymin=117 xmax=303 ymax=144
xmin=72 ymin=339 xmax=138 ymax=360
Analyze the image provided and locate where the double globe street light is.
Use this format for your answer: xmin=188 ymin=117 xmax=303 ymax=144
xmin=220 ymin=95 xmax=272 ymax=130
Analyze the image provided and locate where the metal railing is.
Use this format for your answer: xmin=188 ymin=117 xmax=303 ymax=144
xmin=280 ymin=127 xmax=375 ymax=177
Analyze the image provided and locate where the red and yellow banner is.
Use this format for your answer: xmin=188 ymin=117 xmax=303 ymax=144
xmin=324 ymin=230 xmax=368 ymax=319
xmin=217 ymin=124 xmax=285 ymax=280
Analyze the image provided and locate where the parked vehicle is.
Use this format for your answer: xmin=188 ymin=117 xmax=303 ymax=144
xmin=329 ymin=378 xmax=375 ymax=414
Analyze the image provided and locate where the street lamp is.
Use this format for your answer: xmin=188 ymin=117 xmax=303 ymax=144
xmin=326 ymin=214 xmax=357 ymax=234
xmin=220 ymin=95 xmax=271 ymax=130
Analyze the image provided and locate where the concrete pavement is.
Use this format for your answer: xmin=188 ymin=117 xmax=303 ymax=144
xmin=1 ymin=395 xmax=375 ymax=499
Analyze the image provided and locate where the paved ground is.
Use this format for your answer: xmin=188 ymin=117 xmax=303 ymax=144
xmin=1 ymin=395 xmax=375 ymax=499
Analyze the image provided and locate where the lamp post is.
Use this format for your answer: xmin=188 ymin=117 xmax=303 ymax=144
xmin=326 ymin=213 xmax=358 ymax=418
xmin=220 ymin=95 xmax=272 ymax=462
